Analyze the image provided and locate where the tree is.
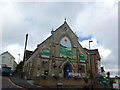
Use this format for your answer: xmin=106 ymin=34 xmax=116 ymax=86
xmin=106 ymin=72 xmax=110 ymax=79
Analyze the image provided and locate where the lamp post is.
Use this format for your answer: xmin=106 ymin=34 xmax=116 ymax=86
xmin=89 ymin=40 xmax=93 ymax=49
xmin=17 ymin=54 xmax=20 ymax=77
xmin=18 ymin=54 xmax=20 ymax=64
xmin=89 ymin=40 xmax=93 ymax=89
xmin=89 ymin=53 xmax=94 ymax=89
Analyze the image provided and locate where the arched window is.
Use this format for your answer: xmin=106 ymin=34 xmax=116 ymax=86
xmin=81 ymin=65 xmax=85 ymax=73
xmin=41 ymin=48 xmax=50 ymax=58
xmin=60 ymin=36 xmax=72 ymax=58
xmin=80 ymin=54 xmax=85 ymax=62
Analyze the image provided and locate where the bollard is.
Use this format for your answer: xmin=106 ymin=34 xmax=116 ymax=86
xmin=57 ymin=83 xmax=63 ymax=90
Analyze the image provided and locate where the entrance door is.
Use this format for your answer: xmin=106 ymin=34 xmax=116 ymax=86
xmin=64 ymin=64 xmax=70 ymax=77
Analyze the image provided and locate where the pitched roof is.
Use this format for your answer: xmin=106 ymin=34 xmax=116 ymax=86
xmin=0 ymin=51 xmax=8 ymax=55
xmin=84 ymin=48 xmax=101 ymax=60
xmin=54 ymin=21 xmax=78 ymax=38
xmin=25 ymin=35 xmax=52 ymax=61
xmin=0 ymin=51 xmax=15 ymax=59
xmin=84 ymin=48 xmax=98 ymax=54
xmin=14 ymin=60 xmax=17 ymax=65
xmin=25 ymin=50 xmax=33 ymax=60
xmin=25 ymin=21 xmax=78 ymax=61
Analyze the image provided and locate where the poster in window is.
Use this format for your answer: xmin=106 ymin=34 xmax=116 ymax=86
xmin=60 ymin=37 xmax=72 ymax=58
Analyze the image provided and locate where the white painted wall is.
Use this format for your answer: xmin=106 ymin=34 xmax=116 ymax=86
xmin=0 ymin=52 xmax=17 ymax=71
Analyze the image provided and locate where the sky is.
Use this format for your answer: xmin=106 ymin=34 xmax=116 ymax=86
xmin=0 ymin=0 xmax=118 ymax=77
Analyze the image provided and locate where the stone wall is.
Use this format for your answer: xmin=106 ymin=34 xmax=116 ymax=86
xmin=33 ymin=77 xmax=90 ymax=87
xmin=23 ymin=22 xmax=96 ymax=80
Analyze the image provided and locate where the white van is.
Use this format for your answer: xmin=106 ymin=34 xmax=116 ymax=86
xmin=113 ymin=83 xmax=120 ymax=89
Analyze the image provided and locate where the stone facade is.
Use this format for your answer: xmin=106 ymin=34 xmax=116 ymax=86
xmin=23 ymin=21 xmax=100 ymax=81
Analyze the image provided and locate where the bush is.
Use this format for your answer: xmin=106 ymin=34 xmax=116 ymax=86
xmin=41 ymin=75 xmax=47 ymax=79
xmin=74 ymin=76 xmax=79 ymax=80
xmin=83 ymin=77 xmax=88 ymax=83
xmin=53 ymin=75 xmax=59 ymax=79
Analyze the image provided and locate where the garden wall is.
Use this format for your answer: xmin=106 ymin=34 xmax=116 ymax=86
xmin=33 ymin=77 xmax=91 ymax=87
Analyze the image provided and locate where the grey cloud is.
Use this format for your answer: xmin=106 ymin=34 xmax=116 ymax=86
xmin=1 ymin=2 xmax=118 ymax=76
xmin=74 ymin=2 xmax=118 ymax=76
xmin=2 ymin=2 xmax=86 ymax=49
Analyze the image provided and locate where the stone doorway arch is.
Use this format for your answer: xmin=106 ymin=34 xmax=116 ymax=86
xmin=64 ymin=64 xmax=70 ymax=76
xmin=62 ymin=62 xmax=73 ymax=77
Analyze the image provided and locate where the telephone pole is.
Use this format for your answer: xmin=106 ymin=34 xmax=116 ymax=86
xmin=23 ymin=34 xmax=28 ymax=63
xmin=22 ymin=34 xmax=28 ymax=79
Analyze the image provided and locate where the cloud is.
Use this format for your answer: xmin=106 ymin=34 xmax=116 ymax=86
xmin=80 ymin=37 xmax=111 ymax=58
xmin=80 ymin=36 xmax=118 ymax=77
xmin=1 ymin=1 xmax=118 ymax=76
xmin=98 ymin=46 xmax=111 ymax=59
xmin=74 ymin=2 xmax=118 ymax=76
xmin=5 ymin=44 xmax=24 ymax=63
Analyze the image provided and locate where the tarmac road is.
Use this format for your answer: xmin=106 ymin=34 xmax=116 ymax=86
xmin=0 ymin=75 xmax=2 ymax=90
xmin=2 ymin=76 xmax=25 ymax=89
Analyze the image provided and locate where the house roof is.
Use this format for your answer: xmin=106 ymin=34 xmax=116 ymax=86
xmin=0 ymin=51 xmax=15 ymax=59
xmin=25 ymin=35 xmax=52 ymax=61
xmin=54 ymin=21 xmax=78 ymax=38
xmin=25 ymin=21 xmax=74 ymax=61
xmin=84 ymin=48 xmax=101 ymax=60
xmin=14 ymin=60 xmax=17 ymax=65
xmin=0 ymin=51 xmax=9 ymax=55
xmin=84 ymin=48 xmax=98 ymax=54
xmin=25 ymin=50 xmax=33 ymax=60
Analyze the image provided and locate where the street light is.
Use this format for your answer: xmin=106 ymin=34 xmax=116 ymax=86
xmin=18 ymin=54 xmax=20 ymax=64
xmin=89 ymin=40 xmax=93 ymax=89
xmin=89 ymin=40 xmax=93 ymax=49
xmin=89 ymin=53 xmax=94 ymax=89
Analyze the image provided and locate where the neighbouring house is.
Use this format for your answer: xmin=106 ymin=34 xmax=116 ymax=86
xmin=84 ymin=48 xmax=101 ymax=75
xmin=0 ymin=51 xmax=17 ymax=71
xmin=23 ymin=21 xmax=101 ymax=87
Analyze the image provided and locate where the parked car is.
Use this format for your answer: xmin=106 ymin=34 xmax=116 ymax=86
xmin=2 ymin=67 xmax=15 ymax=76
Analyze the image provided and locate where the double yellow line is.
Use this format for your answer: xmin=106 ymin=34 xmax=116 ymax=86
xmin=8 ymin=78 xmax=28 ymax=90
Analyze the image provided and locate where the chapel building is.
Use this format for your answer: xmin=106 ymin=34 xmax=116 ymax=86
xmin=23 ymin=21 xmax=101 ymax=81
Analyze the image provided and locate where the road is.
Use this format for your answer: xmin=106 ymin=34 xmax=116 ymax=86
xmin=0 ymin=75 xmax=2 ymax=90
xmin=2 ymin=76 xmax=25 ymax=89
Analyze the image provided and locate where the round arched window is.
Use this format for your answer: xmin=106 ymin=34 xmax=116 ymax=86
xmin=60 ymin=37 xmax=72 ymax=58
xmin=41 ymin=48 xmax=50 ymax=58
xmin=80 ymin=54 xmax=85 ymax=62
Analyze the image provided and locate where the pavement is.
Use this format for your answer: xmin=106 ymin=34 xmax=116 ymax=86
xmin=9 ymin=76 xmax=44 ymax=89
